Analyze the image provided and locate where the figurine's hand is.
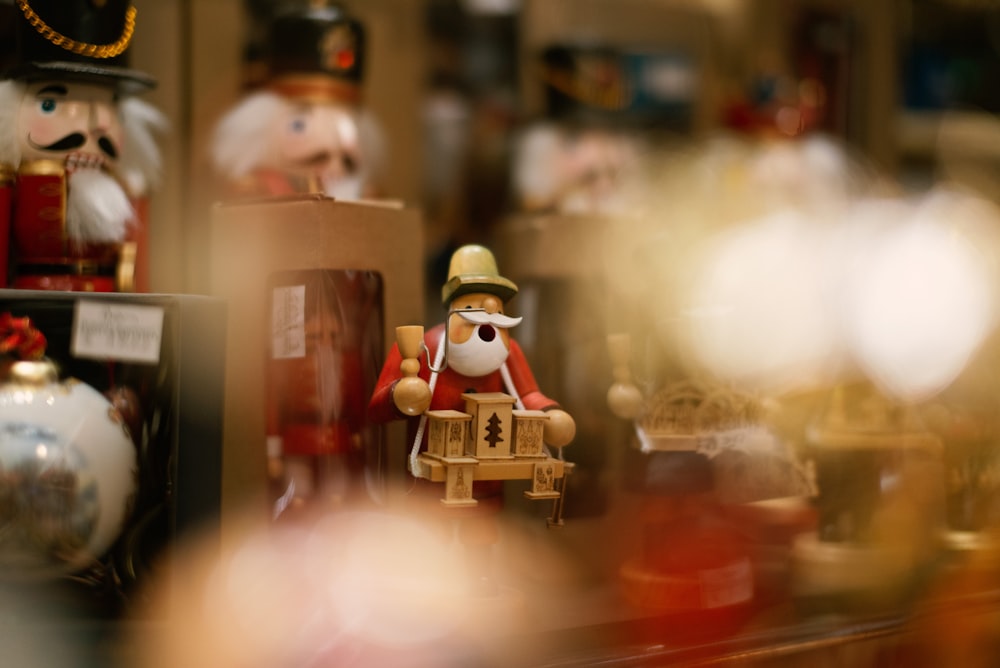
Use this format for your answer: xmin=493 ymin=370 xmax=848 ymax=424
xmin=543 ymin=409 xmax=576 ymax=448
xmin=607 ymin=382 xmax=643 ymax=420
xmin=393 ymin=376 xmax=432 ymax=416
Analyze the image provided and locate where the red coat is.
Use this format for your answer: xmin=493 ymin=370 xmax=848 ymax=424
xmin=267 ymin=270 xmax=383 ymax=458
xmin=1 ymin=160 xmax=146 ymax=291
xmin=267 ymin=345 xmax=366 ymax=457
xmin=368 ymin=322 xmax=560 ymax=502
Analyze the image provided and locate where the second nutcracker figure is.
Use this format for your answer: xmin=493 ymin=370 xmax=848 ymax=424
xmin=211 ymin=1 xmax=383 ymax=200
xmin=267 ymin=269 xmax=384 ymax=519
xmin=0 ymin=0 xmax=164 ymax=292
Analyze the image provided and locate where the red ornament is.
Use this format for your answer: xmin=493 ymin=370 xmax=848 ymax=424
xmin=0 ymin=312 xmax=46 ymax=359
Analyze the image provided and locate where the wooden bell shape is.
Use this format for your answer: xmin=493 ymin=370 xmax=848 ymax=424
xmin=393 ymin=325 xmax=431 ymax=416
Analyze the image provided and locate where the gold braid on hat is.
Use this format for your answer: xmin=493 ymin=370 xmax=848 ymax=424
xmin=16 ymin=0 xmax=136 ymax=59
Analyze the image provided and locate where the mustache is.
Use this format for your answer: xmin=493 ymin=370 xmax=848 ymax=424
xmin=454 ymin=310 xmax=522 ymax=328
xmin=27 ymin=132 xmax=119 ymax=158
xmin=295 ymin=151 xmax=358 ymax=174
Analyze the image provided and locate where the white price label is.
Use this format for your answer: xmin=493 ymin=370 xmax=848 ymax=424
xmin=271 ymin=285 xmax=306 ymax=359
xmin=72 ymin=301 xmax=164 ymax=364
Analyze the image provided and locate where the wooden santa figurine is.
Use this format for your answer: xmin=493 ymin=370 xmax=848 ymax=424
xmin=368 ymin=244 xmax=575 ymax=595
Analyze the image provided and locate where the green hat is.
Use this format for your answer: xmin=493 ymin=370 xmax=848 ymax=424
xmin=441 ymin=244 xmax=518 ymax=306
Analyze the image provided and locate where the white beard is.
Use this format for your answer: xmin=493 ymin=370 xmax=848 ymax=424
xmin=322 ymin=172 xmax=364 ymax=200
xmin=447 ymin=326 xmax=510 ymax=377
xmin=66 ymin=169 xmax=134 ymax=244
xmin=313 ymin=346 xmax=344 ymax=424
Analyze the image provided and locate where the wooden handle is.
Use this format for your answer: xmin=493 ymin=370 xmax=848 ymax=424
xmin=606 ymin=333 xmax=643 ymax=419
xmin=394 ymin=325 xmax=431 ymax=415
xmin=607 ymin=333 xmax=632 ymax=382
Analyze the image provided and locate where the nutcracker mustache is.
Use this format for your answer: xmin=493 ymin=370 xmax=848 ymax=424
xmin=298 ymin=150 xmax=333 ymax=168
xmin=296 ymin=150 xmax=358 ymax=174
xmin=28 ymin=133 xmax=120 ymax=159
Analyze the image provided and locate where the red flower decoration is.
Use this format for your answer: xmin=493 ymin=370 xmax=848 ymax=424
xmin=0 ymin=313 xmax=47 ymax=360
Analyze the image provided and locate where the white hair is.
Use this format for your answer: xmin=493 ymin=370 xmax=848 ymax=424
xmin=0 ymin=80 xmax=24 ymax=166
xmin=118 ymin=96 xmax=168 ymax=195
xmin=356 ymin=108 xmax=386 ymax=186
xmin=210 ymin=90 xmax=289 ymax=180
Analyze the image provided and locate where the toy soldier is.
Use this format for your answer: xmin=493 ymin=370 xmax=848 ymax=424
xmin=0 ymin=0 xmax=164 ymax=291
xmin=211 ymin=1 xmax=383 ymax=200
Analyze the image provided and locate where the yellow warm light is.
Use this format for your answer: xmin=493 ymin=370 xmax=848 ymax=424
xmin=842 ymin=194 xmax=998 ymax=402
xmin=610 ymin=133 xmax=1000 ymax=404
xmin=680 ymin=211 xmax=843 ymax=394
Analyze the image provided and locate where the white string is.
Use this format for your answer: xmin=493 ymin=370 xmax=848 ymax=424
xmin=408 ymin=329 xmax=446 ymax=478
xmin=501 ymin=358 xmax=558 ymax=457
xmin=499 ymin=362 xmax=524 ymax=410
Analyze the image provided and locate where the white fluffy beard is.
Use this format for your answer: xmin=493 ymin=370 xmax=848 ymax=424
xmin=322 ymin=172 xmax=364 ymax=200
xmin=312 ymin=346 xmax=345 ymax=424
xmin=447 ymin=326 xmax=510 ymax=377
xmin=66 ymin=169 xmax=134 ymax=244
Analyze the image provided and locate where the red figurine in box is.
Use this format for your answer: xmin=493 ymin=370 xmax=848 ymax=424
xmin=267 ymin=269 xmax=384 ymax=519
xmin=0 ymin=0 xmax=165 ymax=292
xmin=211 ymin=1 xmax=383 ymax=200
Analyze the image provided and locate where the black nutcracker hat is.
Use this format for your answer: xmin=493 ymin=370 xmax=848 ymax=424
xmin=265 ymin=1 xmax=366 ymax=104
xmin=0 ymin=0 xmax=154 ymax=93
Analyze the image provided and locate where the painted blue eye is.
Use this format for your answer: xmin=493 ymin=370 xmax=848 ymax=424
xmin=39 ymin=98 xmax=57 ymax=113
xmin=290 ymin=117 xmax=307 ymax=133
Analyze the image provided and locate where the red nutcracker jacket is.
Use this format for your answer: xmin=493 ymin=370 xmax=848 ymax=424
xmin=0 ymin=160 xmax=147 ymax=292
xmin=266 ymin=345 xmax=367 ymax=457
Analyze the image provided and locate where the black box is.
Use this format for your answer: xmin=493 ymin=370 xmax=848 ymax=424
xmin=0 ymin=290 xmax=225 ymax=630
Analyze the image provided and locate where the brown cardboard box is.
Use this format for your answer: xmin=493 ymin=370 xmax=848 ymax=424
xmin=210 ymin=195 xmax=424 ymax=528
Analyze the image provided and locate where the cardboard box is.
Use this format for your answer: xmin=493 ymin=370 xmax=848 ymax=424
xmin=210 ymin=196 xmax=424 ymax=525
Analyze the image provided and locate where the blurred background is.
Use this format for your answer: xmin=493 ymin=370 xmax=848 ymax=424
xmin=48 ymin=1 xmax=1000 ymax=665
xmin=135 ymin=0 xmax=1000 ymax=293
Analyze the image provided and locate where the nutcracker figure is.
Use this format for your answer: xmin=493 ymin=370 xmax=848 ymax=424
xmin=512 ymin=44 xmax=648 ymax=216
xmin=368 ymin=244 xmax=575 ymax=594
xmin=267 ymin=269 xmax=383 ymax=519
xmin=211 ymin=1 xmax=384 ymax=200
xmin=0 ymin=0 xmax=165 ymax=292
